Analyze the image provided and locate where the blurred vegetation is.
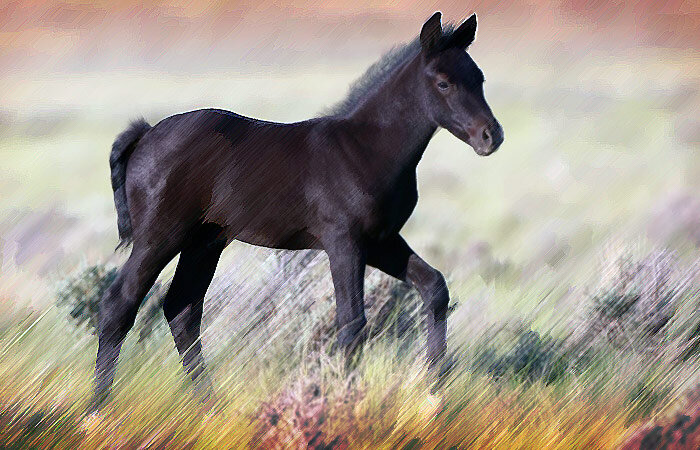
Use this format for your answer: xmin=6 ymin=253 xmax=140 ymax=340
xmin=0 ymin=41 xmax=698 ymax=447
xmin=55 ymin=264 xmax=167 ymax=343
xmin=471 ymin=323 xmax=572 ymax=385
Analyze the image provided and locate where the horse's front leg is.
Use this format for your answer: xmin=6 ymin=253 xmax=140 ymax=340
xmin=322 ymin=232 xmax=367 ymax=362
xmin=367 ymin=234 xmax=449 ymax=373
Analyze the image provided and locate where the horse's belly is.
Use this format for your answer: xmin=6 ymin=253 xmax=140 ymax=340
xmin=211 ymin=198 xmax=319 ymax=250
xmin=233 ymin=226 xmax=320 ymax=250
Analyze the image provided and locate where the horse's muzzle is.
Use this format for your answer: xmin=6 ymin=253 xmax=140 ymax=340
xmin=475 ymin=121 xmax=503 ymax=156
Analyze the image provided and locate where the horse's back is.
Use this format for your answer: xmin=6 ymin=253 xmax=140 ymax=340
xmin=124 ymin=108 xmax=320 ymax=248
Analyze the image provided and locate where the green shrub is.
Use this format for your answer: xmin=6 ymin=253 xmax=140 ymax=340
xmin=471 ymin=322 xmax=572 ymax=384
xmin=55 ymin=264 xmax=116 ymax=332
xmin=624 ymin=379 xmax=674 ymax=424
xmin=55 ymin=263 xmax=166 ymax=342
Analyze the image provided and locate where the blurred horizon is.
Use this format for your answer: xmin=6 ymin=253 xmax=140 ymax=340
xmin=2 ymin=0 xmax=698 ymax=76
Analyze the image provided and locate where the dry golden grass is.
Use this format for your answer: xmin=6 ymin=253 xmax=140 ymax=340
xmin=0 ymin=371 xmax=635 ymax=449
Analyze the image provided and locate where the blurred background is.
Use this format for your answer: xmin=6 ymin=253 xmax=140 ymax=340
xmin=1 ymin=1 xmax=699 ymax=448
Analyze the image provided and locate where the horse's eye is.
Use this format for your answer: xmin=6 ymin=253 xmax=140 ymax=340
xmin=437 ymin=81 xmax=449 ymax=90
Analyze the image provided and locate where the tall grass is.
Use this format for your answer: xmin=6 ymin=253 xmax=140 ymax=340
xmin=1 ymin=43 xmax=699 ymax=447
xmin=3 ymin=245 xmax=700 ymax=447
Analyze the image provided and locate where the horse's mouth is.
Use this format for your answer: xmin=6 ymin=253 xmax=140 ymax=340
xmin=474 ymin=147 xmax=495 ymax=156
xmin=469 ymin=132 xmax=502 ymax=156
xmin=447 ymin=127 xmax=499 ymax=157
xmin=473 ymin=143 xmax=500 ymax=156
xmin=466 ymin=135 xmax=499 ymax=156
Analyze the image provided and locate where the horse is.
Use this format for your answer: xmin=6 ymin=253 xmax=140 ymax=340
xmin=91 ymin=11 xmax=503 ymax=413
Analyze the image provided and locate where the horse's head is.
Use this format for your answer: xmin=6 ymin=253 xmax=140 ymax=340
xmin=418 ymin=12 xmax=503 ymax=156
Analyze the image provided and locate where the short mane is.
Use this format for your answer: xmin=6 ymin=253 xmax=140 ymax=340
xmin=327 ymin=25 xmax=455 ymax=116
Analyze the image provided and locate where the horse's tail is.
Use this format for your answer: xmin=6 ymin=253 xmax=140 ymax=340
xmin=109 ymin=118 xmax=151 ymax=249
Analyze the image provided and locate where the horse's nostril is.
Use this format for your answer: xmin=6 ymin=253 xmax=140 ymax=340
xmin=482 ymin=128 xmax=491 ymax=142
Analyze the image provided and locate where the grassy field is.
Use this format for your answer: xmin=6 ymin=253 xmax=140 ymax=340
xmin=1 ymin=42 xmax=699 ymax=448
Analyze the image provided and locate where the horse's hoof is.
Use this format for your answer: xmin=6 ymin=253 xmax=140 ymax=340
xmin=418 ymin=393 xmax=443 ymax=420
xmin=80 ymin=411 xmax=104 ymax=434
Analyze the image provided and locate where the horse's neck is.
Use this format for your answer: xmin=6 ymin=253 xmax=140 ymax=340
xmin=343 ymin=54 xmax=437 ymax=175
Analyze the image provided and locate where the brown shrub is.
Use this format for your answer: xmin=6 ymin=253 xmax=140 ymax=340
xmin=251 ymin=377 xmax=363 ymax=449
xmin=574 ymin=249 xmax=699 ymax=356
xmin=622 ymin=388 xmax=700 ymax=450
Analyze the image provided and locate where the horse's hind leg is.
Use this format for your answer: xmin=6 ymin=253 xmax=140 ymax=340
xmin=162 ymin=225 xmax=225 ymax=405
xmin=90 ymin=242 xmax=179 ymax=414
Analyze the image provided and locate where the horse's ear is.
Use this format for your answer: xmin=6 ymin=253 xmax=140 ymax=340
xmin=450 ymin=13 xmax=477 ymax=49
xmin=420 ymin=12 xmax=443 ymax=54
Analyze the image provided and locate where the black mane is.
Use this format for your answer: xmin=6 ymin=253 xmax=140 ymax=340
xmin=328 ymin=26 xmax=455 ymax=116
